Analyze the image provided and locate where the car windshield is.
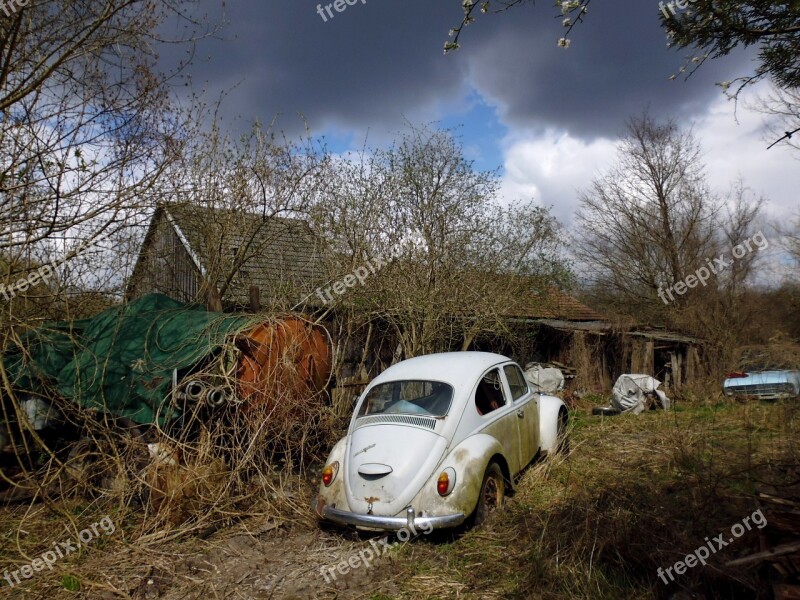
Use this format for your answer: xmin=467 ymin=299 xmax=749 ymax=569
xmin=357 ymin=380 xmax=454 ymax=417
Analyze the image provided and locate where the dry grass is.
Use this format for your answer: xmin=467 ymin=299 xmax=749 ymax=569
xmin=0 ymin=393 xmax=797 ymax=599
xmin=0 ymin=326 xmax=343 ymax=597
xmin=390 ymin=397 xmax=798 ymax=599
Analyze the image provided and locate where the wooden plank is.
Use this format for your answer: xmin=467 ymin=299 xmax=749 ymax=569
xmin=725 ymin=540 xmax=800 ymax=567
xmin=249 ymin=285 xmax=261 ymax=312
xmin=773 ymin=584 xmax=800 ymax=600
xmin=670 ymin=352 xmax=680 ymax=390
xmin=685 ymin=347 xmax=696 ymax=383
xmin=630 ymin=339 xmax=642 ymax=373
xmin=645 ymin=339 xmax=654 ymax=374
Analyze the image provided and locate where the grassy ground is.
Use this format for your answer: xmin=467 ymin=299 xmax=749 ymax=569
xmin=0 ymin=395 xmax=797 ymax=599
xmin=384 ymin=396 xmax=798 ymax=599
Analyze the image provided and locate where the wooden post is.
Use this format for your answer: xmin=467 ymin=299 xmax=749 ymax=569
xmin=685 ymin=346 xmax=698 ymax=383
xmin=205 ymin=285 xmax=223 ymax=312
xmin=249 ymin=285 xmax=261 ymax=312
xmin=631 ymin=339 xmax=643 ymax=373
xmin=670 ymin=352 xmax=680 ymax=390
xmin=645 ymin=339 xmax=654 ymax=374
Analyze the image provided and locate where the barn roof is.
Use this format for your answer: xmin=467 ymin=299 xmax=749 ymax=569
xmin=133 ymin=203 xmax=329 ymax=308
xmin=512 ymin=286 xmax=604 ymax=321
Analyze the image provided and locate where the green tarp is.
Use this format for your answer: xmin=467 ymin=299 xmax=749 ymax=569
xmin=2 ymin=294 xmax=256 ymax=425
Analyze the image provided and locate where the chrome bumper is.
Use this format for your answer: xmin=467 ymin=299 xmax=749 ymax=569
xmin=725 ymin=390 xmax=797 ymax=400
xmin=315 ymin=499 xmax=465 ymax=531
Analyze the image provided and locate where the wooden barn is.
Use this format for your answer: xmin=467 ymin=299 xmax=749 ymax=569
xmin=126 ymin=203 xmax=328 ymax=311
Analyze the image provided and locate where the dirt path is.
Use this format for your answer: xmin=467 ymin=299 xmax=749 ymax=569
xmin=129 ymin=520 xmax=409 ymax=600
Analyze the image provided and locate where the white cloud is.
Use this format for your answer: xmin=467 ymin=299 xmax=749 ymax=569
xmin=497 ymin=84 xmax=799 ymax=229
xmin=696 ymin=89 xmax=798 ymax=222
xmin=497 ymin=131 xmax=617 ymax=225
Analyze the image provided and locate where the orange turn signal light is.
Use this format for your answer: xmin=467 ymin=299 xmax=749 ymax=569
xmin=322 ymin=461 xmax=339 ymax=487
xmin=437 ymin=468 xmax=456 ymax=496
xmin=437 ymin=473 xmax=449 ymax=495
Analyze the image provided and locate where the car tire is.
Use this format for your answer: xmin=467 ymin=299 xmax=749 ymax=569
xmin=591 ymin=406 xmax=621 ymax=417
xmin=472 ymin=462 xmax=505 ymax=527
xmin=555 ymin=407 xmax=570 ymax=456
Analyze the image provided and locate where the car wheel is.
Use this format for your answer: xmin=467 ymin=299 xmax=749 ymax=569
xmin=591 ymin=406 xmax=621 ymax=417
xmin=472 ymin=462 xmax=505 ymax=526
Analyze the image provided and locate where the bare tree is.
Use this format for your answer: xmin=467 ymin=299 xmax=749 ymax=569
xmin=672 ymin=182 xmax=767 ymax=358
xmin=789 ymin=216 xmax=800 ymax=265
xmin=776 ymin=208 xmax=800 ymax=269
xmin=310 ymin=125 xmax=570 ymax=359
xmin=576 ymin=116 xmax=771 ymax=359
xmin=756 ymin=86 xmax=800 ymax=151
xmin=144 ymin=120 xmax=332 ymax=311
xmin=575 ymin=114 xmax=719 ymax=319
xmin=0 ymin=0 xmax=215 ymax=322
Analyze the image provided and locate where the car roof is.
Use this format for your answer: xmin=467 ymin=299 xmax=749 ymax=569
xmin=369 ymin=352 xmax=512 ymax=388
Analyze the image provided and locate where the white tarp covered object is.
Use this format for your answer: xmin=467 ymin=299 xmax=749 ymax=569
xmin=611 ymin=374 xmax=671 ymax=414
xmin=20 ymin=395 xmax=62 ymax=430
xmin=524 ymin=364 xmax=565 ymax=394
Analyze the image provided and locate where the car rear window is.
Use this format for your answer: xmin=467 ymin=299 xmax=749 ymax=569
xmin=357 ymin=380 xmax=454 ymax=417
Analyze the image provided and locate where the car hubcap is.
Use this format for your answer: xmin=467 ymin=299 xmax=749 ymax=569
xmin=484 ymin=474 xmax=501 ymax=511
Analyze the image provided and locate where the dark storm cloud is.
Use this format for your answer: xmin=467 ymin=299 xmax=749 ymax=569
xmin=463 ymin=2 xmax=753 ymax=138
xmin=174 ymin=0 xmax=755 ymax=141
xmin=179 ymin=1 xmax=470 ymax=137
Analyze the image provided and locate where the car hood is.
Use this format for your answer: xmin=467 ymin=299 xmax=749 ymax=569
xmin=345 ymin=421 xmax=447 ymax=516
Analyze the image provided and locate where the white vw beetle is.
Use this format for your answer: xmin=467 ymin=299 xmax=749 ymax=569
xmin=315 ymin=352 xmax=568 ymax=531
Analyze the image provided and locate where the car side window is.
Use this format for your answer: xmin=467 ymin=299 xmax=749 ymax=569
xmin=475 ymin=368 xmax=507 ymax=416
xmin=504 ymin=365 xmax=529 ymax=401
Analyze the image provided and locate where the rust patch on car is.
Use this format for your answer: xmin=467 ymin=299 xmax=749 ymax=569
xmin=314 ymin=494 xmax=325 ymax=517
xmin=452 ymin=448 xmax=469 ymax=462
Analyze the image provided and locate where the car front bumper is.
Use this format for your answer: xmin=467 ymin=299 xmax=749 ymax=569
xmin=724 ymin=389 xmax=798 ymax=400
xmin=315 ymin=497 xmax=465 ymax=531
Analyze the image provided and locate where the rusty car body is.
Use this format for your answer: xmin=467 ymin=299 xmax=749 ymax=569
xmin=315 ymin=351 xmax=568 ymax=531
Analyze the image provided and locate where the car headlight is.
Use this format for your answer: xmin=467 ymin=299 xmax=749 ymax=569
xmin=322 ymin=461 xmax=339 ymax=487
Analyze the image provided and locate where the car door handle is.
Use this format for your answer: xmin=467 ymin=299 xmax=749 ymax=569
xmin=516 ymin=409 xmax=524 ymax=418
